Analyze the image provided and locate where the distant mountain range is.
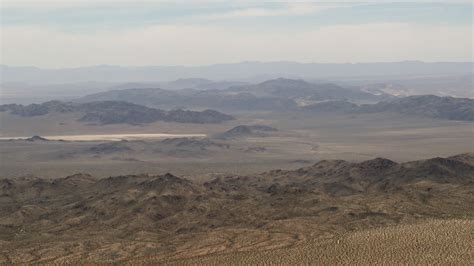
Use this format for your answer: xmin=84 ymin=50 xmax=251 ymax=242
xmin=303 ymin=95 xmax=474 ymax=121
xmin=2 ymin=78 xmax=473 ymax=122
xmin=0 ymin=101 xmax=234 ymax=124
xmin=79 ymin=87 xmax=299 ymax=111
xmin=230 ymin=78 xmax=384 ymax=102
xmin=335 ymin=74 xmax=474 ymax=99
xmin=2 ymin=62 xmax=472 ymax=105
xmin=75 ymin=78 xmax=474 ymax=121
xmin=1 ymin=61 xmax=472 ymax=84
xmin=77 ymin=78 xmax=388 ymax=111
xmin=108 ymin=78 xmax=247 ymax=91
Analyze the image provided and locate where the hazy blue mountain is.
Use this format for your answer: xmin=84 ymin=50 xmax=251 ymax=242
xmin=76 ymin=78 xmax=383 ymax=111
xmin=332 ymin=74 xmax=474 ymax=98
xmin=231 ymin=78 xmax=385 ymax=102
xmin=0 ymin=78 xmax=248 ymax=105
xmin=303 ymin=95 xmax=474 ymax=121
xmin=359 ymin=95 xmax=474 ymax=121
xmin=2 ymin=61 xmax=472 ymax=84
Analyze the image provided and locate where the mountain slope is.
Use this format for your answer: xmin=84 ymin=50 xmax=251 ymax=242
xmin=0 ymin=154 xmax=472 ymax=263
xmin=166 ymin=219 xmax=473 ymax=265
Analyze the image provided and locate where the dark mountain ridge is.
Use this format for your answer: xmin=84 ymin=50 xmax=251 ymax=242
xmin=0 ymin=100 xmax=234 ymax=124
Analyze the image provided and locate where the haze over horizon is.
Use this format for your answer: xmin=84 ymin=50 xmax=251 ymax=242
xmin=1 ymin=1 xmax=472 ymax=68
xmin=2 ymin=60 xmax=474 ymax=70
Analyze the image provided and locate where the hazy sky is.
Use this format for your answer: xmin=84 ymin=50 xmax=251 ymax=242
xmin=1 ymin=0 xmax=472 ymax=67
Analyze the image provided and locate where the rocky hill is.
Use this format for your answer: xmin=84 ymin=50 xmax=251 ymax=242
xmin=1 ymin=153 xmax=472 ymax=263
xmin=0 ymin=100 xmax=234 ymax=124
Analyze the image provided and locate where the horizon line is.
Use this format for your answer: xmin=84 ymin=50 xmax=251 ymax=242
xmin=2 ymin=60 xmax=473 ymax=70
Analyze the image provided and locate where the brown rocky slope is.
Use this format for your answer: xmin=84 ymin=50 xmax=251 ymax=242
xmin=0 ymin=153 xmax=473 ymax=263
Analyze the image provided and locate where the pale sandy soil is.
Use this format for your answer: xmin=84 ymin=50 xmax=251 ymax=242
xmin=155 ymin=219 xmax=473 ymax=265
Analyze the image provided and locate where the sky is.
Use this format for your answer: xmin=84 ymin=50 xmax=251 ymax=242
xmin=0 ymin=0 xmax=473 ymax=68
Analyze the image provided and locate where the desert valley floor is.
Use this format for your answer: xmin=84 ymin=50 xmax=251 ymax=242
xmin=1 ymin=111 xmax=473 ymax=179
xmin=1 ymin=81 xmax=473 ymax=264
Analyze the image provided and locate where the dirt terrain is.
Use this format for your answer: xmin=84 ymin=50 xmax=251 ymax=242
xmin=1 ymin=154 xmax=472 ymax=264
xmin=1 ymin=111 xmax=473 ymax=179
xmin=163 ymin=219 xmax=473 ymax=265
